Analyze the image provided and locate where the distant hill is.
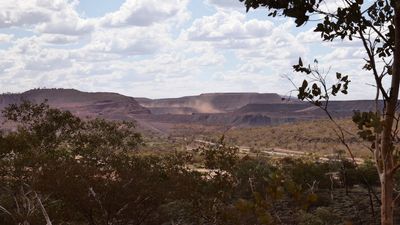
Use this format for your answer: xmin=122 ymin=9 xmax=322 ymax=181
xmin=233 ymin=100 xmax=381 ymax=117
xmin=135 ymin=94 xmax=381 ymax=132
xmin=136 ymin=93 xmax=286 ymax=114
xmin=0 ymin=89 xmax=150 ymax=120
xmin=0 ymin=89 xmax=384 ymax=134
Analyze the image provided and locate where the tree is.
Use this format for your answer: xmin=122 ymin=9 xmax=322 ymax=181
xmin=0 ymin=101 xmax=147 ymax=225
xmin=239 ymin=0 xmax=400 ymax=224
xmin=0 ymin=101 xmax=243 ymax=225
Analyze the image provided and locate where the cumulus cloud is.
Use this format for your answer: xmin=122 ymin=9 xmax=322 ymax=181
xmin=0 ymin=0 xmax=378 ymax=99
xmin=101 ymin=0 xmax=189 ymax=27
xmin=84 ymin=25 xmax=171 ymax=55
xmin=320 ymin=47 xmax=365 ymax=63
xmin=4 ymin=37 xmax=73 ymax=71
xmin=296 ymin=28 xmax=322 ymax=44
xmin=185 ymin=11 xmax=273 ymax=42
xmin=0 ymin=0 xmax=93 ymax=36
xmin=224 ymin=20 xmax=307 ymax=68
xmin=36 ymin=19 xmax=93 ymax=36
xmin=0 ymin=1 xmax=50 ymax=28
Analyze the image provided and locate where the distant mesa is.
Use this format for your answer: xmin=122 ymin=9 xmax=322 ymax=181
xmin=0 ymin=89 xmax=381 ymax=133
xmin=0 ymin=88 xmax=151 ymax=120
xmin=136 ymin=92 xmax=287 ymax=114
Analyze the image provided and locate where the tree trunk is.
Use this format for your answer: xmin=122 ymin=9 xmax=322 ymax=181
xmin=380 ymin=2 xmax=400 ymax=225
xmin=381 ymin=172 xmax=394 ymax=225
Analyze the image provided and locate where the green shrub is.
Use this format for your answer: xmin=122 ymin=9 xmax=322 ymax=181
xmin=279 ymin=158 xmax=335 ymax=190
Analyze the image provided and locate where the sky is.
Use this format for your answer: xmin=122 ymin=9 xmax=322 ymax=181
xmin=0 ymin=0 xmax=381 ymax=99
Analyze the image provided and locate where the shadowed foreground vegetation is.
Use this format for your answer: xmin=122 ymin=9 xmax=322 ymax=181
xmin=0 ymin=102 xmax=396 ymax=224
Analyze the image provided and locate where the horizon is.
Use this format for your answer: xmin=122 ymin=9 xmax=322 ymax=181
xmin=0 ymin=87 xmax=380 ymax=101
xmin=0 ymin=0 xmax=381 ymax=100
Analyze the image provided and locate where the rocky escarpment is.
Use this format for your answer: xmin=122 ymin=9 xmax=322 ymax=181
xmin=0 ymin=89 xmax=150 ymax=120
xmin=0 ymin=89 xmax=385 ymax=133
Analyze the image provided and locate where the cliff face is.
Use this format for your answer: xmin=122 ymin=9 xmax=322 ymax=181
xmin=0 ymin=89 xmax=151 ymax=120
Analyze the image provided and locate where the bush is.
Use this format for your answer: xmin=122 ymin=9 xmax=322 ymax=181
xmin=279 ymin=158 xmax=336 ymax=190
xmin=298 ymin=207 xmax=341 ymax=225
xmin=358 ymin=159 xmax=380 ymax=187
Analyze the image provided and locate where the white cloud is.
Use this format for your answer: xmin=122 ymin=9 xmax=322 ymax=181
xmin=5 ymin=36 xmax=73 ymax=71
xmin=185 ymin=11 xmax=273 ymax=42
xmin=317 ymin=0 xmax=348 ymax=14
xmin=0 ymin=0 xmax=50 ymax=28
xmin=206 ymin=0 xmax=245 ymax=11
xmin=232 ymin=20 xmax=307 ymax=65
xmin=84 ymin=25 xmax=171 ymax=55
xmin=38 ymin=34 xmax=80 ymax=45
xmin=296 ymin=28 xmax=321 ymax=44
xmin=0 ymin=0 xmax=93 ymax=36
xmin=35 ymin=0 xmax=94 ymax=35
xmin=0 ymin=0 xmax=380 ymax=100
xmin=101 ymin=0 xmax=189 ymax=27
xmin=36 ymin=19 xmax=93 ymax=36
xmin=0 ymin=34 xmax=14 ymax=43
xmin=321 ymin=47 xmax=364 ymax=62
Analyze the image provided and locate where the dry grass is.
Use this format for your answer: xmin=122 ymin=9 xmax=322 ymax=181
xmin=163 ymin=119 xmax=374 ymax=158
xmin=221 ymin=119 xmax=372 ymax=158
xmin=143 ymin=118 xmax=380 ymax=158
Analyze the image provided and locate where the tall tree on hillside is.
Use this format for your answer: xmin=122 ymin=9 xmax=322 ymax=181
xmin=238 ymin=0 xmax=399 ymax=224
